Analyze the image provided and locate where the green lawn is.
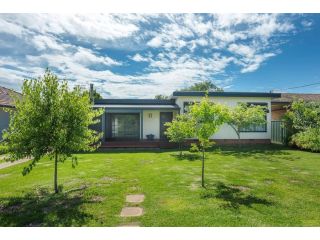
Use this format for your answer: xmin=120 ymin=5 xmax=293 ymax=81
xmin=0 ymin=145 xmax=319 ymax=226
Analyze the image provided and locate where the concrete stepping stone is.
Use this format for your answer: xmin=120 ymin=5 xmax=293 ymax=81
xmin=126 ymin=194 xmax=145 ymax=203
xmin=120 ymin=207 xmax=144 ymax=217
xmin=118 ymin=222 xmax=140 ymax=227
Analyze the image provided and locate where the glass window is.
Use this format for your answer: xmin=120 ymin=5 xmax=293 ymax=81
xmin=111 ymin=114 xmax=140 ymax=139
xmin=183 ymin=101 xmax=199 ymax=113
xmin=239 ymin=103 xmax=268 ymax=132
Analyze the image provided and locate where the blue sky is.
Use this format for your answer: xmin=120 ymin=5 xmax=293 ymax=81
xmin=0 ymin=13 xmax=319 ymax=98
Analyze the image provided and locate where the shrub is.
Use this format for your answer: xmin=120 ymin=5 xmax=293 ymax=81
xmin=291 ymin=128 xmax=320 ymax=152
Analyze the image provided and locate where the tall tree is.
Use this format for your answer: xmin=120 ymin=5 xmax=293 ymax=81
xmin=165 ymin=114 xmax=194 ymax=157
xmin=189 ymin=96 xmax=229 ymax=187
xmin=182 ymin=80 xmax=224 ymax=92
xmin=83 ymin=89 xmax=103 ymax=100
xmin=227 ymin=103 xmax=266 ymax=148
xmin=3 ymin=70 xmax=103 ymax=193
xmin=154 ymin=94 xmax=169 ymax=100
xmin=92 ymin=89 xmax=103 ymax=100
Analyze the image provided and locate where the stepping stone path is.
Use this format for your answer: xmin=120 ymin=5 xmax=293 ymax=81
xmin=126 ymin=194 xmax=145 ymax=203
xmin=119 ymin=193 xmax=145 ymax=227
xmin=120 ymin=207 xmax=143 ymax=217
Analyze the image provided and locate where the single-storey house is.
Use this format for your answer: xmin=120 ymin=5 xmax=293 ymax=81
xmin=93 ymin=91 xmax=283 ymax=148
xmin=0 ymin=86 xmax=21 ymax=140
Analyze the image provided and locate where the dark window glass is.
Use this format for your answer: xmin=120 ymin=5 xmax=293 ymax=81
xmin=183 ymin=101 xmax=199 ymax=113
xmin=111 ymin=114 xmax=140 ymax=139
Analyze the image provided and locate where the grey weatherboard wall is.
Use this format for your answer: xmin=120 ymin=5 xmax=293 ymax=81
xmin=0 ymin=108 xmax=9 ymax=140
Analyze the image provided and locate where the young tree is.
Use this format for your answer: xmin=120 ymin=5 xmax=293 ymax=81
xmin=227 ymin=103 xmax=266 ymax=148
xmin=182 ymin=80 xmax=224 ymax=92
xmin=189 ymin=96 xmax=229 ymax=187
xmin=2 ymin=70 xmax=103 ymax=193
xmin=164 ymin=114 xmax=194 ymax=157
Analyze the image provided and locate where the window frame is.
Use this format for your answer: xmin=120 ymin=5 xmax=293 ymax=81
xmin=239 ymin=102 xmax=268 ymax=133
xmin=183 ymin=101 xmax=199 ymax=113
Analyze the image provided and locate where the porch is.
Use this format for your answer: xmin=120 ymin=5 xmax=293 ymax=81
xmin=93 ymin=98 xmax=180 ymax=144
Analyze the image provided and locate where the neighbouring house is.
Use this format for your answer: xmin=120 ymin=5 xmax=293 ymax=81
xmin=93 ymin=90 xmax=283 ymax=148
xmin=0 ymin=86 xmax=21 ymax=140
xmin=271 ymin=93 xmax=320 ymax=120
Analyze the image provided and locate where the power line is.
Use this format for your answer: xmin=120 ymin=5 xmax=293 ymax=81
xmin=276 ymin=81 xmax=320 ymax=91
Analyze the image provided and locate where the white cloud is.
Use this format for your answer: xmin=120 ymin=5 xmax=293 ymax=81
xmin=301 ymin=20 xmax=313 ymax=28
xmin=1 ymin=14 xmax=142 ymax=42
xmin=0 ymin=17 xmax=27 ymax=37
xmin=0 ymin=13 xmax=305 ymax=98
xmin=73 ymin=47 xmax=121 ymax=66
xmin=32 ymin=35 xmax=65 ymax=51
xmin=131 ymin=53 xmax=149 ymax=62
xmin=240 ymin=53 xmax=276 ymax=73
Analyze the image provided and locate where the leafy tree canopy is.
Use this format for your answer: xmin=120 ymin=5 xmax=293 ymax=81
xmin=165 ymin=114 xmax=194 ymax=157
xmin=227 ymin=103 xmax=266 ymax=146
xmin=188 ymin=96 xmax=229 ymax=187
xmin=3 ymin=69 xmax=103 ymax=193
xmin=182 ymin=80 xmax=224 ymax=92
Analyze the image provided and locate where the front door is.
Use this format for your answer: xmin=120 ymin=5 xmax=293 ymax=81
xmin=160 ymin=112 xmax=173 ymax=140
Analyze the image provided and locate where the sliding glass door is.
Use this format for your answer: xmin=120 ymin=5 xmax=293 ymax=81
xmin=106 ymin=113 xmax=140 ymax=140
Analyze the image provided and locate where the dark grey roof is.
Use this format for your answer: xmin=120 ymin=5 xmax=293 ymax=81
xmin=272 ymin=93 xmax=320 ymax=103
xmin=0 ymin=86 xmax=22 ymax=108
xmin=172 ymin=91 xmax=281 ymax=98
xmin=94 ymin=99 xmax=176 ymax=105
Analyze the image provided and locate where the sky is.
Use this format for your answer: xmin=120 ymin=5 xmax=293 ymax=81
xmin=0 ymin=13 xmax=319 ymax=98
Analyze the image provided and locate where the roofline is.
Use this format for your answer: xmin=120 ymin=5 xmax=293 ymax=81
xmin=94 ymin=98 xmax=176 ymax=105
xmin=271 ymin=101 xmax=292 ymax=104
xmin=172 ymin=91 xmax=281 ymax=98
xmin=0 ymin=104 xmax=15 ymax=108
xmin=0 ymin=86 xmax=22 ymax=96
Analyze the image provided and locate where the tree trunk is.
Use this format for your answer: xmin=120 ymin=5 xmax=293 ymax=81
xmin=179 ymin=142 xmax=182 ymax=158
xmin=237 ymin=130 xmax=241 ymax=149
xmin=54 ymin=151 xmax=58 ymax=194
xmin=201 ymin=147 xmax=205 ymax=188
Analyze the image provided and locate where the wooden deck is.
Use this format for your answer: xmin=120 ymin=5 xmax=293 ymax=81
xmin=100 ymin=139 xmax=271 ymax=149
xmin=100 ymin=140 xmax=177 ymax=148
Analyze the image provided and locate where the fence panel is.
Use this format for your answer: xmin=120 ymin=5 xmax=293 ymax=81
xmin=271 ymin=121 xmax=287 ymax=144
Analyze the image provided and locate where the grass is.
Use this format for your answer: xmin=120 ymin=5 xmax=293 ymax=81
xmin=0 ymin=145 xmax=319 ymax=226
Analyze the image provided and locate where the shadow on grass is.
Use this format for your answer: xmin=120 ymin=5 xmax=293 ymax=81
xmin=170 ymin=153 xmax=201 ymax=161
xmin=218 ymin=145 xmax=292 ymax=162
xmin=0 ymin=186 xmax=94 ymax=226
xmin=200 ymin=182 xmax=273 ymax=210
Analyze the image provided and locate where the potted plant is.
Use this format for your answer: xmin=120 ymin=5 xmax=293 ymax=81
xmin=146 ymin=134 xmax=155 ymax=140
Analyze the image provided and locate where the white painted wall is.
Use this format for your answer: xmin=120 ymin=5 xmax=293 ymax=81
xmin=174 ymin=96 xmax=272 ymax=140
xmin=142 ymin=110 xmax=178 ymax=139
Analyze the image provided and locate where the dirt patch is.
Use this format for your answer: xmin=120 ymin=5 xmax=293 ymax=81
xmin=189 ymin=183 xmax=199 ymax=191
xmin=232 ymin=185 xmax=251 ymax=192
xmin=100 ymin=176 xmax=115 ymax=182
xmin=264 ymin=179 xmax=274 ymax=184
xmin=289 ymin=179 xmax=301 ymax=184
xmin=0 ymin=173 xmax=11 ymax=178
xmin=91 ymin=196 xmax=105 ymax=202
xmin=140 ymin=159 xmax=154 ymax=165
